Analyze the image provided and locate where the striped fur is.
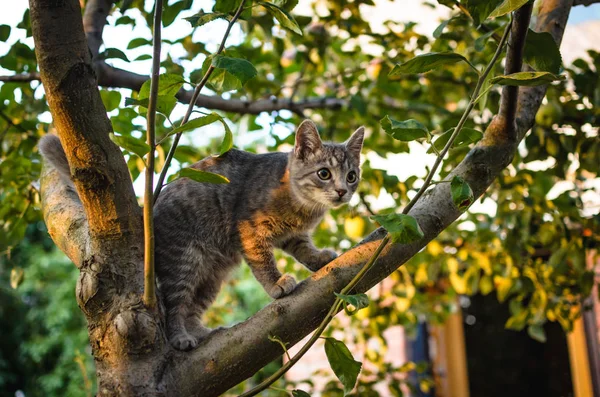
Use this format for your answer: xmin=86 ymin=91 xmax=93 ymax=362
xmin=155 ymin=120 xmax=364 ymax=350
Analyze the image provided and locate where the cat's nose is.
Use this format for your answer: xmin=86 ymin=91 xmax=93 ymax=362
xmin=336 ymin=189 xmax=347 ymax=198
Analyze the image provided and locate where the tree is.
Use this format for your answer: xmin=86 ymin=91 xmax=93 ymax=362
xmin=0 ymin=0 xmax=598 ymax=395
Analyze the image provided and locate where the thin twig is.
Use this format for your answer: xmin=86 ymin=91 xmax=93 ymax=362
xmin=153 ymin=1 xmax=246 ymax=202
xmin=143 ymin=0 xmax=163 ymax=308
xmin=0 ymin=110 xmax=28 ymax=133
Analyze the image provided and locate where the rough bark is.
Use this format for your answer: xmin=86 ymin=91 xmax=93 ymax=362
xmin=33 ymin=0 xmax=573 ymax=395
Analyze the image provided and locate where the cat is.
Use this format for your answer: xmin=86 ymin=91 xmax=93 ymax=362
xmin=39 ymin=119 xmax=364 ymax=351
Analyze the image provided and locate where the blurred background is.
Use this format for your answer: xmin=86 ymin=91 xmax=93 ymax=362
xmin=0 ymin=0 xmax=599 ymax=396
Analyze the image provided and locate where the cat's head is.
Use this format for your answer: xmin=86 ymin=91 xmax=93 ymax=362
xmin=288 ymin=120 xmax=364 ymax=209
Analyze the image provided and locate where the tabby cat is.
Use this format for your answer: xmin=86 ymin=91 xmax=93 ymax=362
xmin=40 ymin=120 xmax=364 ymax=351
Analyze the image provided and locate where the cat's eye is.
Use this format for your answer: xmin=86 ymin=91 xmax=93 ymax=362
xmin=317 ymin=168 xmax=332 ymax=180
xmin=347 ymin=171 xmax=357 ymax=183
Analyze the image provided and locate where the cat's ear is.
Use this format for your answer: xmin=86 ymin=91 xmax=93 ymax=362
xmin=345 ymin=126 xmax=364 ymax=161
xmin=294 ymin=120 xmax=323 ymax=160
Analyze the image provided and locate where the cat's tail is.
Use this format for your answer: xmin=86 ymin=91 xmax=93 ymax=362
xmin=39 ymin=135 xmax=73 ymax=185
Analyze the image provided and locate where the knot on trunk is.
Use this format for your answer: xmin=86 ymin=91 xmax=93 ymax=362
xmin=76 ymin=256 xmax=115 ymax=315
xmin=114 ymin=309 xmax=158 ymax=353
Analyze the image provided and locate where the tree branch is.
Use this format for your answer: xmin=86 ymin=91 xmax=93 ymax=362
xmin=82 ymin=0 xmax=115 ymax=57
xmin=0 ymin=66 xmax=346 ymax=114
xmin=166 ymin=1 xmax=573 ymax=395
xmin=40 ymin=165 xmax=89 ymax=266
xmin=498 ymin=2 xmax=533 ymax=141
xmin=573 ymin=0 xmax=600 ymax=5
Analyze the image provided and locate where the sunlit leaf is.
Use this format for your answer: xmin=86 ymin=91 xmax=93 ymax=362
xmin=371 ymin=213 xmax=424 ymax=244
xmin=489 ymin=0 xmax=530 ymax=18
xmin=109 ymin=133 xmax=150 ymax=159
xmin=428 ymin=127 xmax=483 ymax=153
xmin=335 ymin=293 xmax=369 ymax=315
xmin=390 ymin=52 xmax=476 ymax=75
xmin=185 ymin=12 xmax=230 ymax=27
xmin=176 ymin=167 xmax=230 ymax=184
xmin=164 ymin=113 xmax=222 ymax=139
xmin=138 ymin=73 xmax=185 ymax=100
xmin=259 ymin=2 xmax=303 ymax=35
xmin=451 ymin=176 xmax=474 ymax=211
xmin=212 ymin=55 xmax=258 ymax=86
xmin=490 ymin=71 xmax=563 ymax=86
xmin=100 ymin=90 xmax=122 ymax=112
xmin=524 ymin=29 xmax=562 ymax=75
xmin=324 ymin=337 xmax=362 ymax=395
xmin=460 ymin=0 xmax=503 ymax=25
xmin=380 ymin=116 xmax=428 ymax=141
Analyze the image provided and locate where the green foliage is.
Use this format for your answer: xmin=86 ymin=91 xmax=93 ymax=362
xmin=524 ymin=29 xmax=562 ymax=75
xmin=334 ymin=293 xmax=369 ymax=316
xmin=323 ymin=337 xmax=362 ymax=395
xmin=380 ymin=116 xmax=428 ymax=141
xmin=389 ymin=52 xmax=476 ymax=75
xmin=490 ymin=71 xmax=563 ymax=86
xmin=371 ymin=214 xmax=425 ymax=244
xmin=0 ymin=226 xmax=95 ymax=396
xmin=450 ymin=176 xmax=474 ymax=211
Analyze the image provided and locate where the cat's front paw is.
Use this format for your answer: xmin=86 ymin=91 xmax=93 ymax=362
xmin=269 ymin=274 xmax=297 ymax=299
xmin=308 ymin=249 xmax=338 ymax=271
xmin=169 ymin=332 xmax=198 ymax=351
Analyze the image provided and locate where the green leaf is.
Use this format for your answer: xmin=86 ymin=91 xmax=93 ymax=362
xmin=380 ymin=116 xmax=428 ymax=141
xmin=527 ymin=324 xmax=547 ymax=343
xmin=127 ymin=38 xmax=152 ymax=49
xmin=334 ymin=293 xmax=369 ymax=316
xmin=390 ymin=52 xmax=476 ymax=75
xmin=524 ymin=29 xmax=562 ymax=75
xmin=489 ymin=0 xmax=530 ymax=18
xmin=177 ymin=167 xmax=230 ymax=184
xmin=259 ymin=2 xmax=303 ymax=35
xmin=212 ymin=55 xmax=258 ymax=87
xmin=214 ymin=0 xmax=242 ymax=13
xmin=138 ymin=73 xmax=185 ymax=100
xmin=163 ymin=0 xmax=189 ymax=27
xmin=451 ymin=176 xmax=474 ymax=211
xmin=580 ymin=271 xmax=595 ymax=297
xmin=218 ymin=119 xmax=234 ymax=155
xmin=98 ymin=48 xmax=130 ymax=62
xmin=474 ymin=29 xmax=497 ymax=52
xmin=125 ymin=96 xmax=178 ymax=117
xmin=461 ymin=0 xmax=503 ymax=26
xmin=164 ymin=113 xmax=222 ymax=139
xmin=185 ymin=12 xmax=230 ymax=27
xmin=371 ymin=213 xmax=424 ymax=244
xmin=100 ymin=90 xmax=122 ymax=112
xmin=292 ymin=390 xmax=311 ymax=397
xmin=134 ymin=54 xmax=152 ymax=61
xmin=109 ymin=133 xmax=150 ymax=159
xmin=490 ymin=71 xmax=563 ymax=87
xmin=428 ymin=127 xmax=483 ymax=153
xmin=274 ymin=0 xmax=299 ymax=12
xmin=0 ymin=25 xmax=10 ymax=42
xmin=324 ymin=338 xmax=362 ymax=395
xmin=433 ymin=19 xmax=451 ymax=39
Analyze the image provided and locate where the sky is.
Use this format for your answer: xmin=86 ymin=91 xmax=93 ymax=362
xmin=0 ymin=0 xmax=598 ymax=216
